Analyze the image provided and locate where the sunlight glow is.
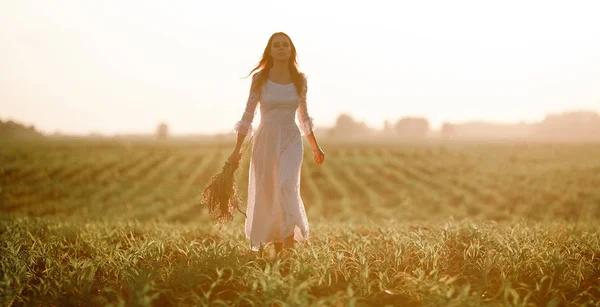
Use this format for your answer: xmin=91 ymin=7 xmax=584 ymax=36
xmin=1 ymin=0 xmax=599 ymax=135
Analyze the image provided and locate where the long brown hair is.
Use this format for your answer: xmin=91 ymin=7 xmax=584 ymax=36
xmin=245 ymin=32 xmax=305 ymax=95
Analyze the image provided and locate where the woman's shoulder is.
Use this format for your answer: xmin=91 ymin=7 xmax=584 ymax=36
xmin=250 ymin=70 xmax=306 ymax=85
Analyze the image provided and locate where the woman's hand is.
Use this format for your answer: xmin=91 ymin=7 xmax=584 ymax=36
xmin=313 ymin=147 xmax=325 ymax=165
xmin=228 ymin=150 xmax=241 ymax=170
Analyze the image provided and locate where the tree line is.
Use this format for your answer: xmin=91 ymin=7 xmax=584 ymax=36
xmin=3 ymin=110 xmax=599 ymax=141
xmin=0 ymin=119 xmax=44 ymax=139
xmin=326 ymin=110 xmax=600 ymax=140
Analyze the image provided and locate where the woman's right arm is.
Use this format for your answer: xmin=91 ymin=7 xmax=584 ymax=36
xmin=229 ymin=73 xmax=260 ymax=168
xmin=232 ymin=132 xmax=247 ymax=154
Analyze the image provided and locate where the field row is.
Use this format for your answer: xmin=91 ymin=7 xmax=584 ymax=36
xmin=1 ymin=139 xmax=600 ymax=223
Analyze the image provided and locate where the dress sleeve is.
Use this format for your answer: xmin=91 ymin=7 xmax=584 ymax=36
xmin=297 ymin=75 xmax=315 ymax=136
xmin=234 ymin=73 xmax=260 ymax=136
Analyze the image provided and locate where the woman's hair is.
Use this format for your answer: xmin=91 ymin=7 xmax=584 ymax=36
xmin=246 ymin=32 xmax=305 ymax=95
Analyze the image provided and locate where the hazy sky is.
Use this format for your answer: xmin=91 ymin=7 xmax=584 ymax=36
xmin=1 ymin=0 xmax=599 ymax=135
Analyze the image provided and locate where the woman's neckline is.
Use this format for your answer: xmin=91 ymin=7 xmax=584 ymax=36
xmin=267 ymin=79 xmax=293 ymax=86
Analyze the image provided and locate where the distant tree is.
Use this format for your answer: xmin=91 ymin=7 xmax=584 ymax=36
xmin=329 ymin=114 xmax=372 ymax=138
xmin=536 ymin=110 xmax=600 ymax=138
xmin=440 ymin=122 xmax=455 ymax=138
xmin=156 ymin=122 xmax=169 ymax=140
xmin=335 ymin=114 xmax=355 ymax=132
xmin=394 ymin=117 xmax=430 ymax=137
xmin=0 ymin=119 xmax=44 ymax=139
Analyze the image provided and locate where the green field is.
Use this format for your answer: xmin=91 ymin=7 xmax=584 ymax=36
xmin=1 ymin=138 xmax=600 ymax=306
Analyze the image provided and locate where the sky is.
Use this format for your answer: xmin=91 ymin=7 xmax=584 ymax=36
xmin=1 ymin=0 xmax=599 ymax=135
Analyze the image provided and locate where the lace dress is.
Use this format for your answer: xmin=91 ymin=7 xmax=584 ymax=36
xmin=234 ymin=72 xmax=314 ymax=251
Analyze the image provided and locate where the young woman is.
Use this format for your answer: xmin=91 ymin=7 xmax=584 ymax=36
xmin=228 ymin=32 xmax=325 ymax=254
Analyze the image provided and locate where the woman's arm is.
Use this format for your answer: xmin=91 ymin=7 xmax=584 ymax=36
xmin=297 ymin=75 xmax=325 ymax=164
xmin=306 ymin=132 xmax=325 ymax=164
xmin=305 ymin=132 xmax=320 ymax=151
xmin=233 ymin=132 xmax=247 ymax=153
xmin=229 ymin=73 xmax=260 ymax=169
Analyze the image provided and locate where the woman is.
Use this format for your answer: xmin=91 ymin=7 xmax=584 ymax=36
xmin=228 ymin=32 xmax=325 ymax=254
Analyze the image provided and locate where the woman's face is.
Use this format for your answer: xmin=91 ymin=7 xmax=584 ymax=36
xmin=270 ymin=35 xmax=292 ymax=61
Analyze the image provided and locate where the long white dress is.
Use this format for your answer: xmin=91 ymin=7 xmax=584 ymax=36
xmin=234 ymin=72 xmax=314 ymax=251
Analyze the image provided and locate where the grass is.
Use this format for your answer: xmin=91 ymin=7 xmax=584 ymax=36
xmin=1 ymin=138 xmax=600 ymax=306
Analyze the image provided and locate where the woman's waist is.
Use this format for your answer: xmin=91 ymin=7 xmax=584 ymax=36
xmin=257 ymin=119 xmax=301 ymax=133
xmin=259 ymin=114 xmax=296 ymax=125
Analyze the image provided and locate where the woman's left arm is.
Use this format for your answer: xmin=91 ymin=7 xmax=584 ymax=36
xmin=297 ymin=74 xmax=325 ymax=165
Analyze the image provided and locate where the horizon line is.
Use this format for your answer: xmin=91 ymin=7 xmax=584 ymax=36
xmin=1 ymin=108 xmax=598 ymax=137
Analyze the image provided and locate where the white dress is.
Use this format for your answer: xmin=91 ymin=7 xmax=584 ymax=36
xmin=234 ymin=72 xmax=314 ymax=251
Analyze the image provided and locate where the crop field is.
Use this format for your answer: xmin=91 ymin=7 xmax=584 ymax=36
xmin=1 ymin=138 xmax=600 ymax=306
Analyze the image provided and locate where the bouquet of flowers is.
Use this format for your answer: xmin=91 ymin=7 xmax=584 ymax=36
xmin=200 ymin=135 xmax=253 ymax=223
